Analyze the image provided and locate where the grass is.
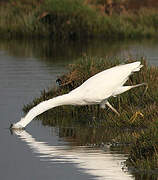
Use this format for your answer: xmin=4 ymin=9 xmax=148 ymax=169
xmin=23 ymin=56 xmax=158 ymax=171
xmin=126 ymin=127 xmax=158 ymax=171
xmin=0 ymin=0 xmax=49 ymax=38
xmin=0 ymin=0 xmax=158 ymax=40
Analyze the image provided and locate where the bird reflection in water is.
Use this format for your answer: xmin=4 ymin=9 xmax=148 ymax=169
xmin=11 ymin=129 xmax=134 ymax=180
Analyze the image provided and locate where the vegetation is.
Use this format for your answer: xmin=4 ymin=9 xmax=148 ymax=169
xmin=1 ymin=0 xmax=158 ymax=40
xmin=23 ymin=56 xmax=158 ymax=171
xmin=1 ymin=0 xmax=158 ymax=175
xmin=126 ymin=127 xmax=158 ymax=171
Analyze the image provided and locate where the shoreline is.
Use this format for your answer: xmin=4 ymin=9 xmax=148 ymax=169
xmin=1 ymin=0 xmax=158 ymax=40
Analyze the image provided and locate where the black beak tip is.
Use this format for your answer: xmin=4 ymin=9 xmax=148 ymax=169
xmin=9 ymin=124 xmax=13 ymax=129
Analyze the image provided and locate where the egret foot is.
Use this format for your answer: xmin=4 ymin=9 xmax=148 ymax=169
xmin=129 ymin=111 xmax=144 ymax=122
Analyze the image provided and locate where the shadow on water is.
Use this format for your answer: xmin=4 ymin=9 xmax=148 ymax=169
xmin=39 ymin=112 xmax=133 ymax=148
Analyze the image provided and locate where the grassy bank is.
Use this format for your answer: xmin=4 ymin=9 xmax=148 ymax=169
xmin=126 ymin=127 xmax=158 ymax=171
xmin=0 ymin=0 xmax=158 ymax=40
xmin=23 ymin=56 xmax=158 ymax=170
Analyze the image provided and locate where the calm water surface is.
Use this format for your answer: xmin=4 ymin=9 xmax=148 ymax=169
xmin=0 ymin=39 xmax=158 ymax=180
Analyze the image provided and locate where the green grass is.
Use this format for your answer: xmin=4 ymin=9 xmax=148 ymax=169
xmin=0 ymin=0 xmax=48 ymax=38
xmin=0 ymin=0 xmax=158 ymax=40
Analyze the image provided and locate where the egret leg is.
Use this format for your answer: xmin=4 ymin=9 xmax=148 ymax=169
xmin=132 ymin=83 xmax=148 ymax=96
xmin=100 ymin=100 xmax=120 ymax=116
xmin=105 ymin=101 xmax=120 ymax=116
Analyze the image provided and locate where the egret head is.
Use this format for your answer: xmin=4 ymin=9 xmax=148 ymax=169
xmin=9 ymin=123 xmax=25 ymax=130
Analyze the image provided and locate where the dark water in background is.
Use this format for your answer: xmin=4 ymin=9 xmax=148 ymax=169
xmin=0 ymin=38 xmax=158 ymax=180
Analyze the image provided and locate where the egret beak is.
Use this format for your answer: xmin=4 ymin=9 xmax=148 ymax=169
xmin=9 ymin=123 xmax=25 ymax=130
xmin=9 ymin=124 xmax=13 ymax=129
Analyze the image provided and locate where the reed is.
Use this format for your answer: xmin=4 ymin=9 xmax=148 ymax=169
xmin=0 ymin=0 xmax=158 ymax=39
xmin=126 ymin=127 xmax=158 ymax=171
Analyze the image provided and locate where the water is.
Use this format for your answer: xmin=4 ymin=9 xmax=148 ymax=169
xmin=0 ymin=38 xmax=158 ymax=180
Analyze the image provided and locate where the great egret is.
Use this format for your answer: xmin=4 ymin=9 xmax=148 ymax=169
xmin=10 ymin=61 xmax=146 ymax=129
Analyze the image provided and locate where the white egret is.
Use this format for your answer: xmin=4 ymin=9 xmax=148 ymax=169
xmin=10 ymin=61 xmax=146 ymax=129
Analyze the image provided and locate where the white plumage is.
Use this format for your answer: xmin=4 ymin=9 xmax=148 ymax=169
xmin=11 ymin=61 xmax=145 ymax=129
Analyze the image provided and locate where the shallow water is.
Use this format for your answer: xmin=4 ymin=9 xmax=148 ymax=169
xmin=0 ymin=38 xmax=158 ymax=180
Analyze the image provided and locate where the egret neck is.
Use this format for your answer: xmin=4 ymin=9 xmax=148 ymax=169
xmin=12 ymin=93 xmax=77 ymax=128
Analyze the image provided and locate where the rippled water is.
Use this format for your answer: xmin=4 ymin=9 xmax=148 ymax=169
xmin=0 ymin=39 xmax=158 ymax=180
